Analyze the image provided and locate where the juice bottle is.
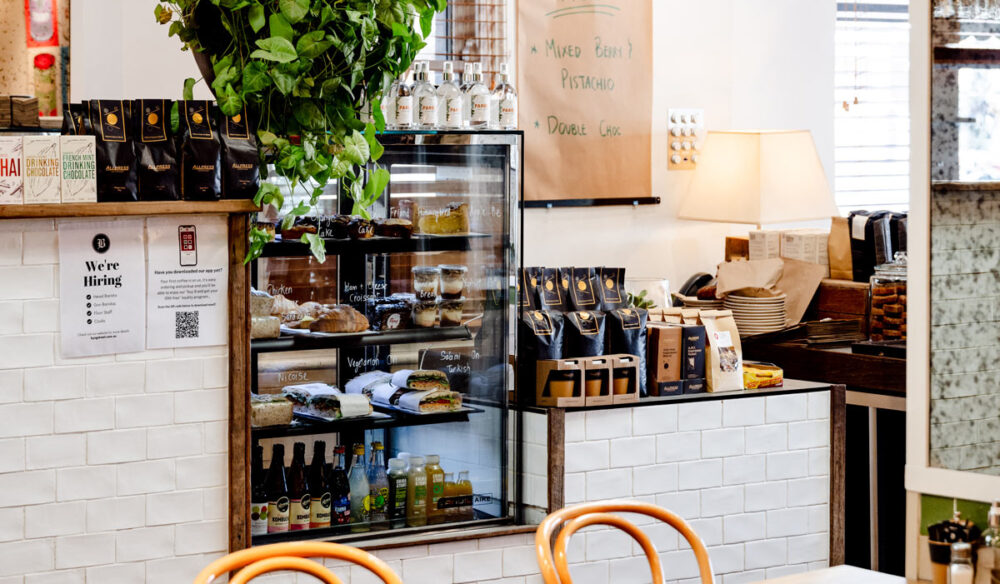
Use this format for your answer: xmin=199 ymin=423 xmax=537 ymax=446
xmin=425 ymin=455 xmax=445 ymax=524
xmin=367 ymin=442 xmax=390 ymax=530
xmin=457 ymin=470 xmax=474 ymax=521
xmin=387 ymin=458 xmax=408 ymax=529
xmin=348 ymin=443 xmax=370 ymax=532
xmin=442 ymin=472 xmax=458 ymax=523
xmin=406 ymin=456 xmax=428 ymax=527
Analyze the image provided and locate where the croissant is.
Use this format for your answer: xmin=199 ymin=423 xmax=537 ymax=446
xmin=309 ymin=305 xmax=370 ymax=333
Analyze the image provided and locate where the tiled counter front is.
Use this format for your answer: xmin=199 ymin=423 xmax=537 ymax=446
xmin=555 ymin=392 xmax=833 ymax=584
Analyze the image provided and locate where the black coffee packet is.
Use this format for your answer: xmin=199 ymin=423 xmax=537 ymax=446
xmin=62 ymin=103 xmax=85 ymax=135
xmin=568 ymin=268 xmax=599 ymax=311
xmin=597 ymin=267 xmax=627 ymax=311
xmin=564 ymin=310 xmax=606 ymax=358
xmin=89 ymin=99 xmax=137 ymax=202
xmin=179 ymin=100 xmax=222 ymax=200
xmin=518 ymin=268 xmax=538 ymax=310
xmin=606 ymin=307 xmax=648 ymax=396
xmin=219 ymin=106 xmax=260 ymax=199
xmin=523 ymin=267 xmax=543 ymax=310
xmin=518 ymin=310 xmax=565 ymax=400
xmin=538 ymin=267 xmax=569 ymax=312
xmin=558 ymin=267 xmax=573 ymax=308
xmin=133 ymin=99 xmax=180 ymax=201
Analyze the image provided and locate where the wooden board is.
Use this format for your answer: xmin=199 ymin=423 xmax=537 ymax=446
xmin=0 ymin=200 xmax=259 ymax=219
xmin=228 ymin=212 xmax=252 ymax=552
xmin=830 ymin=385 xmax=846 ymax=567
xmin=517 ymin=0 xmax=653 ymax=202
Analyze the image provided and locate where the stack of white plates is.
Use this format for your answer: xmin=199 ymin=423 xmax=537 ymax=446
xmin=681 ymin=296 xmax=724 ymax=310
xmin=723 ymin=293 xmax=787 ymax=336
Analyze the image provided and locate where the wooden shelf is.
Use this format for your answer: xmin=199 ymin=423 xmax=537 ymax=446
xmin=0 ymin=200 xmax=259 ymax=219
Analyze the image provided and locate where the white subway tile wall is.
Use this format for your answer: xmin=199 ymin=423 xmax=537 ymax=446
xmin=0 ymin=219 xmax=231 ymax=583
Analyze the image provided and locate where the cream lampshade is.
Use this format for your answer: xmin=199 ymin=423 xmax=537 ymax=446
xmin=677 ymin=130 xmax=838 ymax=225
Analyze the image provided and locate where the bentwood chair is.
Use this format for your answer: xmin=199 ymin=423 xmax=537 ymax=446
xmin=192 ymin=541 xmax=403 ymax=584
xmin=535 ymin=501 xmax=715 ymax=584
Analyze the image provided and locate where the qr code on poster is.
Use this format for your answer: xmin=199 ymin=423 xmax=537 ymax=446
xmin=175 ymin=310 xmax=200 ymax=339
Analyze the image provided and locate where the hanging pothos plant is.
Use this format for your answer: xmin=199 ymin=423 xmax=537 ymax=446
xmin=155 ymin=0 xmax=445 ymax=262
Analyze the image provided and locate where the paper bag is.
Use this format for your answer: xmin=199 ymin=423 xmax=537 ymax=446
xmin=716 ymin=259 xmax=784 ymax=297
xmin=774 ymin=258 xmax=827 ymax=326
xmin=701 ymin=310 xmax=743 ymax=392
xmin=829 ymin=216 xmax=853 ymax=280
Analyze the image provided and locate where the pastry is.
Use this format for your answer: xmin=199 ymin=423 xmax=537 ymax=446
xmin=280 ymin=216 xmax=318 ymax=240
xmin=254 ymin=221 xmax=276 ymax=242
xmin=250 ymin=316 xmax=280 ymax=339
xmin=417 ymin=202 xmax=470 ymax=235
xmin=348 ymin=217 xmax=374 ymax=239
xmin=412 ymin=266 xmax=441 ymax=300
xmin=374 ymin=218 xmax=413 ymax=238
xmin=322 ymin=214 xmax=351 ymax=239
xmin=439 ymin=265 xmax=467 ymax=299
xmin=440 ymin=299 xmax=464 ymax=327
xmin=308 ymin=305 xmax=370 ymax=333
xmin=393 ymin=199 xmax=419 ymax=223
xmin=413 ymin=300 xmax=438 ymax=328
xmin=250 ymin=288 xmax=275 ymax=317
xmin=372 ymin=302 xmax=412 ymax=331
xmin=250 ymin=394 xmax=293 ymax=427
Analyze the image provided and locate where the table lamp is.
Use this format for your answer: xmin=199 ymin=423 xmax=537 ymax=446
xmin=677 ymin=130 xmax=838 ymax=228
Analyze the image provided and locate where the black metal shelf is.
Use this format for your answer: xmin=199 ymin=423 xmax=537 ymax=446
xmin=251 ymin=325 xmax=474 ymax=354
xmin=260 ymin=233 xmax=491 ymax=258
xmin=250 ymin=405 xmax=483 ymax=439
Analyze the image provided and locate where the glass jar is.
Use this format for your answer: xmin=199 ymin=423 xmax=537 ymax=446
xmin=870 ymin=252 xmax=907 ymax=342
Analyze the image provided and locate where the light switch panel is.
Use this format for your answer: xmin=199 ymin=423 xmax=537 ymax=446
xmin=667 ymin=108 xmax=705 ymax=170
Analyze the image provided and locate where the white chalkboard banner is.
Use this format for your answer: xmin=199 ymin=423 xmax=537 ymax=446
xmin=518 ymin=0 xmax=653 ymax=203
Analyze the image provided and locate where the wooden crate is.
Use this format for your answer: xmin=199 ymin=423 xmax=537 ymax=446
xmin=809 ymin=278 xmax=870 ymax=333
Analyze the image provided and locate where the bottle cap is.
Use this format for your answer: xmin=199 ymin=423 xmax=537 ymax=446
xmin=409 ymin=455 xmax=425 ymax=466
xmin=353 ymin=443 xmax=365 ymax=455
xmin=444 ymin=62 xmax=453 ymax=73
xmin=388 ymin=458 xmax=405 ymax=470
xmin=952 ymin=542 xmax=972 ymax=561
xmin=444 ymin=472 xmax=454 ymax=480
xmin=334 ymin=444 xmax=345 ymax=454
xmin=373 ymin=441 xmax=384 ymax=451
xmin=426 ymin=454 xmax=440 ymax=464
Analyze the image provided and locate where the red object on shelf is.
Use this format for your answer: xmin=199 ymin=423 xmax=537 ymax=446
xmin=23 ymin=0 xmax=60 ymax=48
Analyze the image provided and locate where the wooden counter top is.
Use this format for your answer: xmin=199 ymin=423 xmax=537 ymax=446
xmin=0 ymin=200 xmax=259 ymax=219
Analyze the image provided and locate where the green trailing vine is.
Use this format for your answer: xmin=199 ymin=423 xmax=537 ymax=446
xmin=155 ymin=0 xmax=445 ymax=262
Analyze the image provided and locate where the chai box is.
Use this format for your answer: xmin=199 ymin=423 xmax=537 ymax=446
xmin=647 ymin=323 xmax=682 ymax=395
xmin=679 ymin=324 xmax=707 ymax=380
xmin=22 ymin=135 xmax=61 ymax=204
xmin=535 ymin=359 xmax=585 ymax=408
xmin=60 ymin=135 xmax=97 ymax=202
xmin=610 ymin=354 xmax=640 ymax=404
xmin=582 ymin=356 xmax=614 ymax=407
xmin=0 ymin=136 xmax=24 ymax=204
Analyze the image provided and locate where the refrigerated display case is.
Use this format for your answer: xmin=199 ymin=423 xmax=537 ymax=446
xmin=248 ymin=131 xmax=523 ymax=545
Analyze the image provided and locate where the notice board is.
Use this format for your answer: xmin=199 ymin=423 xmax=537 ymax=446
xmin=518 ymin=0 xmax=653 ymax=202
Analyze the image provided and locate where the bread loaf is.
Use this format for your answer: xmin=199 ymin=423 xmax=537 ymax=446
xmin=250 ymin=289 xmax=275 ymax=317
xmin=309 ymin=305 xmax=370 ymax=333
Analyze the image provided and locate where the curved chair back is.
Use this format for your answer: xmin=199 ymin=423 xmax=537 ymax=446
xmin=535 ymin=500 xmax=715 ymax=584
xmin=193 ymin=541 xmax=403 ymax=584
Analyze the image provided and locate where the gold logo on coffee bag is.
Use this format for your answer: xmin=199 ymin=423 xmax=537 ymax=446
xmin=545 ymin=281 xmax=554 ymax=291
xmin=106 ymin=113 xmax=118 ymax=125
xmin=577 ymin=281 xmax=587 ymax=291
xmin=233 ymin=114 xmax=242 ymax=123
xmin=148 ymin=113 xmax=159 ymax=125
xmin=605 ymin=279 xmax=614 ymax=289
xmin=193 ymin=112 xmax=204 ymax=124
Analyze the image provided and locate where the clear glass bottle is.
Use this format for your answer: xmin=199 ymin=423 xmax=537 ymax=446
xmin=382 ymin=79 xmax=397 ymax=129
xmin=438 ymin=62 xmax=464 ymax=129
xmin=425 ymin=454 xmax=446 ymax=524
xmin=980 ymin=501 xmax=1000 ymax=582
xmin=348 ymin=443 xmax=370 ymax=532
xmin=406 ymin=455 xmax=428 ymax=527
xmin=367 ymin=441 xmax=390 ymax=530
xmin=387 ymin=458 xmax=408 ymax=528
xmin=392 ymin=70 xmax=413 ymax=130
xmin=414 ymin=62 xmax=439 ymax=130
xmin=466 ymin=63 xmax=491 ymax=129
xmin=949 ymin=542 xmax=974 ymax=584
xmin=491 ymin=63 xmax=518 ymax=130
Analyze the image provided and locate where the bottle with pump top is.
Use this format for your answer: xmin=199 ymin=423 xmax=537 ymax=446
xmin=265 ymin=444 xmax=290 ymax=533
xmin=250 ymin=445 xmax=269 ymax=537
xmin=438 ymin=62 xmax=463 ymax=129
xmin=414 ymin=62 xmax=439 ymax=130
xmin=367 ymin=441 xmax=390 ymax=530
xmin=392 ymin=70 xmax=413 ymax=130
xmin=466 ymin=63 xmax=491 ymax=129
xmin=330 ymin=445 xmax=351 ymax=525
xmin=308 ymin=441 xmax=332 ymax=529
xmin=491 ymin=63 xmax=518 ymax=130
xmin=406 ymin=455 xmax=428 ymax=527
xmin=287 ymin=442 xmax=311 ymax=531
xmin=980 ymin=501 xmax=1000 ymax=582
xmin=387 ymin=458 xmax=408 ymax=528
xmin=348 ymin=443 xmax=370 ymax=532
xmin=425 ymin=454 xmax=446 ymax=524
